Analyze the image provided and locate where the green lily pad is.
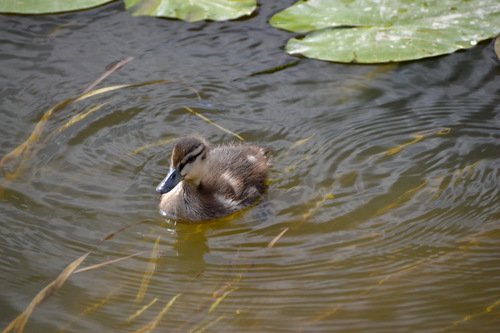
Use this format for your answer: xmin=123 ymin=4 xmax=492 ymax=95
xmin=270 ymin=0 xmax=500 ymax=63
xmin=123 ymin=0 xmax=257 ymax=22
xmin=0 ymin=0 xmax=115 ymax=14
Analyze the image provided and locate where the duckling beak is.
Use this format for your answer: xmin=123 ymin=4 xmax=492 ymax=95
xmin=156 ymin=167 xmax=180 ymax=194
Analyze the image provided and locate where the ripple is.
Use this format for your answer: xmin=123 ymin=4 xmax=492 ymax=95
xmin=1 ymin=4 xmax=499 ymax=332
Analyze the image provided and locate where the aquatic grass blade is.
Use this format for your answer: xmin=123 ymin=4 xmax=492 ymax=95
xmin=302 ymin=193 xmax=335 ymax=220
xmin=267 ymin=227 xmax=289 ymax=248
xmin=374 ymin=181 xmax=427 ymax=217
xmin=135 ymin=236 xmax=161 ymax=303
xmin=0 ymin=98 xmax=71 ymax=180
xmin=2 ymin=253 xmax=88 ymax=333
xmin=385 ymin=127 xmax=451 ymax=156
xmin=0 ymin=80 xmax=168 ymax=182
xmin=55 ymin=103 xmax=106 ymax=135
xmin=212 ymin=274 xmax=242 ymax=300
xmin=0 ymin=56 xmax=133 ymax=182
xmin=82 ymin=57 xmax=134 ymax=93
xmin=385 ymin=134 xmax=424 ymax=156
xmin=101 ymin=220 xmax=151 ymax=242
xmin=127 ymin=298 xmax=159 ymax=323
xmin=189 ymin=315 xmax=225 ymax=333
xmin=208 ymin=288 xmax=236 ymax=314
xmin=59 ymin=284 xmax=121 ymax=332
xmin=75 ymin=251 xmax=145 ymax=274
xmin=132 ymin=294 xmax=181 ymax=333
xmin=183 ymin=107 xmax=244 ymax=142
xmin=129 ymin=137 xmax=175 ymax=156
xmin=248 ymin=60 xmax=299 ymax=77
xmin=74 ymin=80 xmax=170 ymax=103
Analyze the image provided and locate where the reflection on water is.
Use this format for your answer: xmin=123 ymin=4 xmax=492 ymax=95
xmin=1 ymin=2 xmax=499 ymax=332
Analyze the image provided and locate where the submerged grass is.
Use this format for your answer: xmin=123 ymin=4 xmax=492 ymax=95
xmin=1 ymin=57 xmax=232 ymax=332
xmin=374 ymin=180 xmax=427 ymax=217
xmin=132 ymin=294 xmax=181 ymax=333
xmin=309 ymin=306 xmax=342 ymax=323
xmin=0 ymin=98 xmax=71 ymax=181
xmin=281 ymin=134 xmax=316 ymax=170
xmin=75 ymin=251 xmax=145 ymax=274
xmin=288 ymin=134 xmax=315 ymax=151
xmin=180 ymin=228 xmax=290 ymax=332
xmin=75 ymin=81 xmax=169 ymax=103
xmin=208 ymin=288 xmax=237 ymax=314
xmin=284 ymin=153 xmax=311 ymax=173
xmin=305 ymin=228 xmax=500 ymax=327
xmin=189 ymin=315 xmax=226 ymax=333
xmin=59 ymin=284 xmax=121 ymax=333
xmin=248 ymin=60 xmax=300 ymax=77
xmin=445 ymin=299 xmax=500 ymax=330
xmin=127 ymin=298 xmax=159 ymax=323
xmin=336 ymin=64 xmax=398 ymax=104
xmin=267 ymin=227 xmax=289 ymax=248
xmin=2 ymin=253 xmax=89 ymax=333
xmin=82 ymin=57 xmax=133 ymax=93
xmin=453 ymin=160 xmax=481 ymax=185
xmin=385 ymin=127 xmax=451 ymax=156
xmin=135 ymin=236 xmax=161 ymax=303
xmin=183 ymin=106 xmax=244 ymax=142
xmin=385 ymin=133 xmax=424 ymax=156
xmin=432 ymin=159 xmax=482 ymax=199
xmin=0 ymin=80 xmax=168 ymax=183
xmin=1 ymin=56 xmax=133 ymax=181
xmin=101 ymin=219 xmax=152 ymax=242
xmin=212 ymin=274 xmax=242 ymax=300
xmin=1 ymin=217 xmax=158 ymax=332
xmin=302 ymin=193 xmax=335 ymax=220
xmin=54 ymin=103 xmax=107 ymax=135
xmin=129 ymin=137 xmax=175 ymax=155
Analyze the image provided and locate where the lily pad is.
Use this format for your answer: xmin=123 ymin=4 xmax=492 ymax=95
xmin=270 ymin=0 xmax=500 ymax=63
xmin=0 ymin=0 xmax=114 ymax=14
xmin=123 ymin=0 xmax=257 ymax=22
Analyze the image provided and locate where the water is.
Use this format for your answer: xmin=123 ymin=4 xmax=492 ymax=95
xmin=1 ymin=2 xmax=499 ymax=332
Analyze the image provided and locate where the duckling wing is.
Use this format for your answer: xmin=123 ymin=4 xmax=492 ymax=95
xmin=207 ymin=145 xmax=269 ymax=204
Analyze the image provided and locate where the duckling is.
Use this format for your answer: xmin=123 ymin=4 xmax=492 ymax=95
xmin=156 ymin=136 xmax=270 ymax=221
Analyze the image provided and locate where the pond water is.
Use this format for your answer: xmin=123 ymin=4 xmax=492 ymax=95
xmin=1 ymin=2 xmax=499 ymax=332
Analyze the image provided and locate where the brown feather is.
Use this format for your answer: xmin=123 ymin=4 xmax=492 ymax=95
xmin=158 ymin=137 xmax=269 ymax=221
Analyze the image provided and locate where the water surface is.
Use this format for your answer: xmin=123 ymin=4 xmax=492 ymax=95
xmin=1 ymin=2 xmax=499 ymax=332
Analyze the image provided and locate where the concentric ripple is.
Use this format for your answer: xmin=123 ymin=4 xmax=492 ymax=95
xmin=1 ymin=4 xmax=499 ymax=333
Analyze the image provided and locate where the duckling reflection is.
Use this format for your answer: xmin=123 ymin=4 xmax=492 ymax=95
xmin=156 ymin=136 xmax=270 ymax=222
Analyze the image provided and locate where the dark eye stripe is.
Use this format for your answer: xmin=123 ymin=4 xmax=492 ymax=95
xmin=180 ymin=145 xmax=203 ymax=164
xmin=178 ymin=149 xmax=204 ymax=173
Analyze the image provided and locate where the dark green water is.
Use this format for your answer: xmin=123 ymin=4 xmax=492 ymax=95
xmin=1 ymin=2 xmax=499 ymax=332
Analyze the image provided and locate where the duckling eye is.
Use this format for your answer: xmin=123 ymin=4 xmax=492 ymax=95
xmin=186 ymin=156 xmax=196 ymax=164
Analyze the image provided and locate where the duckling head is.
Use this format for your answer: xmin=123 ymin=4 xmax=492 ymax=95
xmin=156 ymin=136 xmax=209 ymax=194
